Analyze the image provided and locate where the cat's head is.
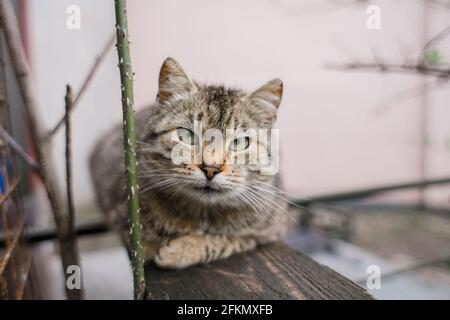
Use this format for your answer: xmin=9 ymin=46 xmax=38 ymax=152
xmin=139 ymin=58 xmax=283 ymax=207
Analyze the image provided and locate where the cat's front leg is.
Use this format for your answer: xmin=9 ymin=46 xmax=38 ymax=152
xmin=153 ymin=234 xmax=256 ymax=269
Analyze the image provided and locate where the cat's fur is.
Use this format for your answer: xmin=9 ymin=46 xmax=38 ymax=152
xmin=89 ymin=58 xmax=287 ymax=268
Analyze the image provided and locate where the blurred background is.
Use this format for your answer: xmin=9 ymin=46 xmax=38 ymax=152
xmin=0 ymin=0 xmax=449 ymax=299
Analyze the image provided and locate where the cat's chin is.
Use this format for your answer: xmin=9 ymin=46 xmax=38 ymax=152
xmin=184 ymin=186 xmax=236 ymax=205
xmin=193 ymin=185 xmax=222 ymax=194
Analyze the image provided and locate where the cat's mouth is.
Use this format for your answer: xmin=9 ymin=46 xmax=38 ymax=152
xmin=193 ymin=183 xmax=224 ymax=195
xmin=194 ymin=185 xmax=221 ymax=194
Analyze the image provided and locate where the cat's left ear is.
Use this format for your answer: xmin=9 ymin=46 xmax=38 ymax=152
xmin=248 ymin=79 xmax=283 ymax=122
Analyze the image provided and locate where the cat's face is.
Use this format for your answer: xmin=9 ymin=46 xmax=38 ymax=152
xmin=138 ymin=58 xmax=282 ymax=207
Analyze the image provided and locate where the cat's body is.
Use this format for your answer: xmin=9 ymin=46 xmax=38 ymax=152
xmin=90 ymin=58 xmax=287 ymax=268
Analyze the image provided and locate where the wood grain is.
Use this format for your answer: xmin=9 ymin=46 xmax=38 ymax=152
xmin=145 ymin=242 xmax=374 ymax=300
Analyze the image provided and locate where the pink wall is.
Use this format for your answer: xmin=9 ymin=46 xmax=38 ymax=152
xmin=30 ymin=0 xmax=450 ymax=206
xmin=127 ymin=0 xmax=450 ymax=203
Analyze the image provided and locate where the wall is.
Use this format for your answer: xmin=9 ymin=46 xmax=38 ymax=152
xmin=28 ymin=0 xmax=450 ymax=208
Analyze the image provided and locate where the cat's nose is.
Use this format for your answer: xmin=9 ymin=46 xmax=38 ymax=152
xmin=200 ymin=166 xmax=220 ymax=180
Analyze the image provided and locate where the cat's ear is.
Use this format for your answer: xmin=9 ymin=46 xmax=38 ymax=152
xmin=249 ymin=78 xmax=283 ymax=109
xmin=248 ymin=79 xmax=283 ymax=122
xmin=157 ymin=57 xmax=197 ymax=104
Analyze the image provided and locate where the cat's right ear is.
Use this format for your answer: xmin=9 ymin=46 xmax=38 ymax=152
xmin=157 ymin=57 xmax=197 ymax=104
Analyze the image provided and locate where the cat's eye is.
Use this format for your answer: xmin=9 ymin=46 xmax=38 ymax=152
xmin=229 ymin=137 xmax=250 ymax=151
xmin=176 ymin=128 xmax=194 ymax=145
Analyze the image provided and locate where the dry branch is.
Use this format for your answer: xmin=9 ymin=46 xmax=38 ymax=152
xmin=327 ymin=26 xmax=450 ymax=80
xmin=0 ymin=125 xmax=40 ymax=172
xmin=64 ymin=85 xmax=83 ymax=298
xmin=327 ymin=61 xmax=450 ymax=79
xmin=0 ymin=0 xmax=82 ymax=300
xmin=46 ymin=33 xmax=116 ymax=139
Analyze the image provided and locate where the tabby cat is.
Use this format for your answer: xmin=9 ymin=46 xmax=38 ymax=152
xmin=89 ymin=58 xmax=288 ymax=269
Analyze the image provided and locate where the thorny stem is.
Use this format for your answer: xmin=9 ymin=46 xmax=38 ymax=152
xmin=114 ymin=0 xmax=145 ymax=300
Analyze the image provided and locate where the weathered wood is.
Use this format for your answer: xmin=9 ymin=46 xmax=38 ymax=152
xmin=145 ymin=242 xmax=373 ymax=300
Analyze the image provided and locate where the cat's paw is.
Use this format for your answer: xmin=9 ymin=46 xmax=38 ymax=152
xmin=154 ymin=235 xmax=204 ymax=269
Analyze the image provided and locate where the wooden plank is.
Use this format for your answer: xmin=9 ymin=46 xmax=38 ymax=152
xmin=145 ymin=242 xmax=373 ymax=300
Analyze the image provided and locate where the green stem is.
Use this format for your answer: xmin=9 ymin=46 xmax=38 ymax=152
xmin=114 ymin=0 xmax=145 ymax=300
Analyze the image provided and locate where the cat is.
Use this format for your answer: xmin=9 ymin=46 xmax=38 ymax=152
xmin=89 ymin=57 xmax=288 ymax=269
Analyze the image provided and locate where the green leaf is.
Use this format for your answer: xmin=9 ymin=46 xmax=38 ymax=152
xmin=425 ymin=49 xmax=443 ymax=65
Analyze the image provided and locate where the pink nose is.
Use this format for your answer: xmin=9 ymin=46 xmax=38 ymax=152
xmin=201 ymin=166 xmax=220 ymax=180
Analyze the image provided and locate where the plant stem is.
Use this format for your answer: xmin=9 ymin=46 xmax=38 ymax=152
xmin=114 ymin=0 xmax=145 ymax=300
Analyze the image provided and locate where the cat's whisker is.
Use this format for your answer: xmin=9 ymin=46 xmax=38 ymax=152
xmin=250 ymin=180 xmax=290 ymax=194
xmin=113 ymin=168 xmax=177 ymax=178
xmin=139 ymin=177 xmax=180 ymax=187
xmin=248 ymin=184 xmax=306 ymax=210
xmin=167 ymin=182 xmax=188 ymax=200
xmin=234 ymin=189 xmax=260 ymax=213
xmin=136 ymin=147 xmax=154 ymax=152
xmin=241 ymin=185 xmax=296 ymax=221
xmin=240 ymin=188 xmax=275 ymax=214
xmin=139 ymin=178 xmax=183 ymax=194
xmin=136 ymin=140 xmax=151 ymax=145
xmin=231 ymin=185 xmax=272 ymax=216
xmin=231 ymin=189 xmax=263 ymax=217
xmin=138 ymin=168 xmax=177 ymax=173
xmin=250 ymin=179 xmax=312 ymax=202
xmin=137 ymin=173 xmax=179 ymax=179
xmin=140 ymin=181 xmax=180 ymax=194
xmin=241 ymin=191 xmax=273 ymax=218
xmin=241 ymin=188 xmax=299 ymax=224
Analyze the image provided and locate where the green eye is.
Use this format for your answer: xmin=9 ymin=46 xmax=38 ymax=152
xmin=176 ymin=128 xmax=194 ymax=145
xmin=230 ymin=137 xmax=250 ymax=151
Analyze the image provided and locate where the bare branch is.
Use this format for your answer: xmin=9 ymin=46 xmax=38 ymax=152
xmin=429 ymin=0 xmax=450 ymax=10
xmin=46 ymin=33 xmax=116 ymax=139
xmin=63 ymin=84 xmax=83 ymax=297
xmin=419 ymin=25 xmax=450 ymax=64
xmin=0 ymin=126 xmax=40 ymax=172
xmin=64 ymin=84 xmax=76 ymax=252
xmin=327 ymin=61 xmax=450 ymax=78
xmin=0 ymin=0 xmax=82 ymax=300
xmin=327 ymin=26 xmax=450 ymax=80
xmin=65 ymin=84 xmax=75 ymax=226
xmin=372 ymin=81 xmax=448 ymax=115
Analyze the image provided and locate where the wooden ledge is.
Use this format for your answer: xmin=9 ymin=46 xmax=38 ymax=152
xmin=145 ymin=242 xmax=374 ymax=300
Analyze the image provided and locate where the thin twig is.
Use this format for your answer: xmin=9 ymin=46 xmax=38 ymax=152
xmin=327 ymin=61 xmax=450 ymax=79
xmin=372 ymin=80 xmax=447 ymax=115
xmin=65 ymin=85 xmax=75 ymax=230
xmin=327 ymin=26 xmax=450 ymax=80
xmin=419 ymin=25 xmax=450 ymax=64
xmin=64 ymin=84 xmax=83 ymax=298
xmin=46 ymin=33 xmax=116 ymax=139
xmin=114 ymin=0 xmax=145 ymax=300
xmin=0 ymin=0 xmax=82 ymax=300
xmin=0 ymin=126 xmax=40 ymax=172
